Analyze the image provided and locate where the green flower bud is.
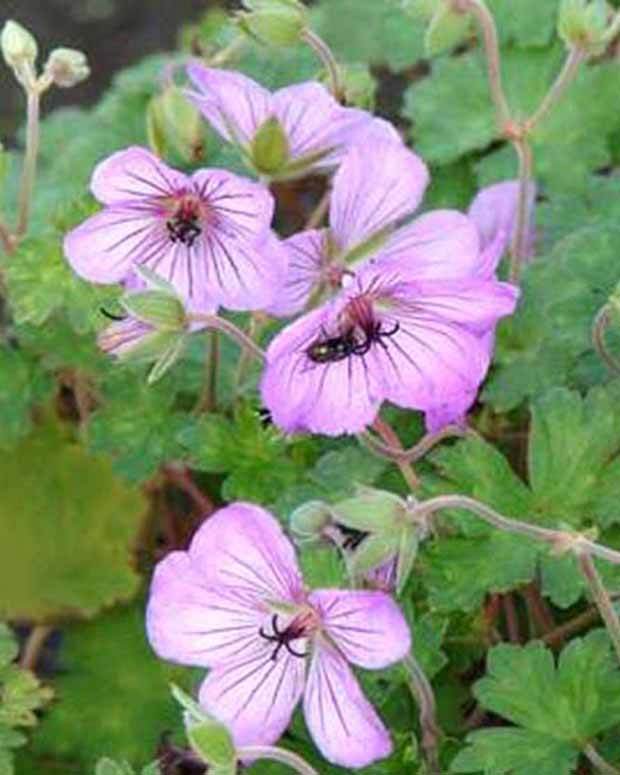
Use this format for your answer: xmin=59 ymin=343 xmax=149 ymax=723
xmin=333 ymin=486 xmax=408 ymax=532
xmin=336 ymin=64 xmax=376 ymax=111
xmin=44 ymin=47 xmax=90 ymax=88
xmin=349 ymin=532 xmax=400 ymax=578
xmin=1 ymin=20 xmax=38 ymax=70
xmin=237 ymin=0 xmax=308 ymax=47
xmin=558 ymin=0 xmax=609 ymax=55
xmin=251 ymin=115 xmax=290 ymax=175
xmin=290 ymin=500 xmax=335 ymax=543
xmin=147 ymin=86 xmax=205 ymax=164
xmin=120 ymin=290 xmax=187 ymax=331
xmin=425 ymin=1 xmax=471 ymax=56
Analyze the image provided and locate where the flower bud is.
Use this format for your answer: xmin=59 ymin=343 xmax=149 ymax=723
xmin=120 ymin=290 xmax=187 ymax=331
xmin=43 ymin=47 xmax=90 ymax=88
xmin=333 ymin=486 xmax=408 ymax=533
xmin=558 ymin=0 xmax=609 ymax=55
xmin=349 ymin=533 xmax=399 ymax=579
xmin=237 ymin=0 xmax=308 ymax=47
xmin=1 ymin=20 xmax=38 ymax=70
xmin=147 ymin=85 xmax=205 ymax=164
xmin=251 ymin=115 xmax=290 ymax=175
xmin=290 ymin=500 xmax=335 ymax=543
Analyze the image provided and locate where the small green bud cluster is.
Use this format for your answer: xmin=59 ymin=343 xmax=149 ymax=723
xmin=558 ymin=0 xmax=612 ymax=56
xmin=1 ymin=19 xmax=90 ymax=93
xmin=237 ymin=0 xmax=309 ymax=47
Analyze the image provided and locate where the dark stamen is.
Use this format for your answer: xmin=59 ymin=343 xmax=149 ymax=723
xmin=258 ymin=614 xmax=308 ymax=661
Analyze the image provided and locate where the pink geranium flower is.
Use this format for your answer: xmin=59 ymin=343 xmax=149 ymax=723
xmin=186 ymin=65 xmax=399 ymax=180
xmin=260 ymin=260 xmax=518 ymax=435
xmin=64 ymin=146 xmax=286 ymax=311
xmin=147 ymin=503 xmax=410 ymax=769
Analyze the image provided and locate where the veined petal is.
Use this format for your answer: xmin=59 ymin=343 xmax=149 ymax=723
xmin=90 ymin=146 xmax=188 ymax=205
xmin=330 ymin=141 xmax=429 ymax=257
xmin=97 ymin=317 xmax=152 ymax=357
xmin=191 ymin=169 xmax=276 ymax=240
xmin=186 ymin=64 xmax=272 ymax=147
xmin=260 ymin=306 xmax=384 ymax=436
xmin=376 ymin=210 xmax=482 ymax=280
xmin=303 ymin=643 xmax=391 ymax=768
xmin=146 ymin=551 xmax=266 ymax=668
xmin=198 ymin=638 xmax=305 ymax=749
xmin=64 ymin=206 xmax=164 ymax=284
xmin=188 ymin=503 xmax=305 ymax=609
xmin=197 ymin=228 xmax=288 ymax=310
xmin=309 ymin=589 xmax=410 ymax=669
xmin=266 ymin=229 xmax=327 ymax=318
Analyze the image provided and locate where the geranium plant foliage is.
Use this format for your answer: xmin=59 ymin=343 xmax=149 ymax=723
xmin=3 ymin=0 xmax=620 ymax=773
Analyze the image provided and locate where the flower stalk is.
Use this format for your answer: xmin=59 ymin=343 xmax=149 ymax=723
xmin=577 ymin=552 xmax=620 ymax=665
xmin=403 ymin=653 xmax=441 ymax=775
xmin=191 ymin=314 xmax=266 ymax=363
xmin=360 ymin=423 xmax=469 ymax=464
xmin=371 ymin=418 xmax=420 ymax=490
xmin=583 ymin=744 xmax=620 ymax=775
xmin=301 ymin=27 xmax=343 ymax=99
xmin=237 ymin=745 xmax=319 ymax=775
xmin=509 ymin=137 xmax=534 ymax=283
xmin=524 ymin=46 xmax=585 ymax=133
xmin=592 ymin=304 xmax=620 ymax=375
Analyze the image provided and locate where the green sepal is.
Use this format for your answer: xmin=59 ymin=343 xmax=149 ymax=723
xmin=340 ymin=226 xmax=392 ymax=265
xmin=146 ymin=335 xmax=188 ymax=384
xmin=237 ymin=0 xmax=308 ymax=47
xmin=333 ymin=486 xmax=407 ymax=532
xmin=290 ymin=500 xmax=335 ymax=543
xmin=120 ymin=290 xmax=187 ymax=331
xmin=187 ymin=721 xmax=236 ymax=770
xmin=251 ymin=116 xmax=290 ymax=175
xmin=349 ymin=532 xmax=399 ymax=579
xmin=395 ymin=525 xmax=419 ymax=595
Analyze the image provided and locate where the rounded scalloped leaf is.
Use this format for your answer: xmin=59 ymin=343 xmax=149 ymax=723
xmin=0 ymin=421 xmax=146 ymax=621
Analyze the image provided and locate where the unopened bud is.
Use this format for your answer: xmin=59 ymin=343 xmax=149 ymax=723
xmin=251 ymin=115 xmax=290 ymax=175
xmin=558 ymin=0 xmax=609 ymax=55
xmin=333 ymin=486 xmax=408 ymax=533
xmin=120 ymin=290 xmax=187 ymax=331
xmin=147 ymin=86 xmax=205 ymax=163
xmin=1 ymin=20 xmax=37 ymax=70
xmin=44 ymin=47 xmax=90 ymax=88
xmin=237 ymin=0 xmax=308 ymax=47
xmin=290 ymin=500 xmax=335 ymax=543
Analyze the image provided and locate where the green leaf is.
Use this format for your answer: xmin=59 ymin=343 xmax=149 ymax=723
xmin=30 ymin=602 xmax=190 ymax=768
xmin=0 ymin=347 xmax=53 ymax=450
xmin=0 ymin=421 xmax=146 ymax=619
xmin=487 ymin=0 xmax=560 ymax=47
xmin=312 ymin=0 xmax=426 ymax=71
xmin=298 ymin=544 xmax=347 ymax=588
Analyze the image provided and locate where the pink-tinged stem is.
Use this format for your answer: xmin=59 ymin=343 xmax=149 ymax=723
xmin=415 ymin=495 xmax=620 ymax=566
xmin=593 ymin=305 xmax=620 ymax=376
xmin=237 ymin=745 xmax=319 ymax=775
xmin=371 ymin=417 xmax=420 ymax=490
xmin=16 ymin=89 xmax=41 ymax=238
xmin=360 ymin=423 xmax=469 ymax=464
xmin=577 ymin=552 xmax=620 ymax=666
xmin=191 ymin=314 xmax=266 ymax=363
xmin=403 ymin=653 xmax=441 ymax=775
xmin=583 ymin=744 xmax=620 ymax=775
xmin=19 ymin=624 xmax=53 ymax=671
xmin=508 ymin=137 xmax=533 ymax=284
xmin=301 ymin=28 xmax=343 ymax=100
xmin=458 ymin=0 xmax=511 ymax=127
xmin=525 ymin=47 xmax=584 ymax=133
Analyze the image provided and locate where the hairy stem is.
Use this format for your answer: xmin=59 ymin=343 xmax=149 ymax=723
xmin=508 ymin=137 xmax=534 ymax=284
xmin=371 ymin=418 xmax=420 ymax=490
xmin=525 ymin=47 xmax=584 ymax=133
xmin=458 ymin=0 xmax=511 ymax=126
xmin=237 ymin=745 xmax=319 ymax=775
xmin=16 ymin=89 xmax=41 ymax=238
xmin=234 ymin=313 xmax=265 ymax=395
xmin=360 ymin=423 xmax=469 ymax=464
xmin=403 ymin=653 xmax=441 ymax=775
xmin=302 ymin=28 xmax=343 ymax=99
xmin=578 ymin=552 xmax=620 ymax=665
xmin=593 ymin=305 xmax=620 ymax=375
xmin=191 ymin=314 xmax=265 ymax=363
xmin=305 ymin=187 xmax=331 ymax=230
xmin=19 ymin=624 xmax=53 ymax=671
xmin=207 ymin=35 xmax=246 ymax=67
xmin=583 ymin=744 xmax=620 ymax=775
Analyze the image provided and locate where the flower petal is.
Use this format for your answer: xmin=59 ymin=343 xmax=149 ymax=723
xmin=90 ymin=146 xmax=188 ymax=205
xmin=309 ymin=589 xmax=410 ymax=669
xmin=188 ymin=503 xmax=305 ymax=608
xmin=303 ymin=643 xmax=392 ymax=768
xmin=376 ymin=210 xmax=482 ymax=280
xmin=146 ymin=551 xmax=266 ymax=668
xmin=97 ymin=317 xmax=152 ymax=356
xmin=330 ymin=141 xmax=429 ymax=256
xmin=63 ymin=206 xmax=164 ymax=284
xmin=266 ymin=229 xmax=326 ymax=318
xmin=198 ymin=639 xmax=305 ymax=749
xmin=186 ymin=64 xmax=272 ymax=147
xmin=260 ymin=306 xmax=384 ymax=436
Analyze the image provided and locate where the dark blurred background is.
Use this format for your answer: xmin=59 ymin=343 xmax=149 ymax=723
xmin=1 ymin=0 xmax=228 ymax=142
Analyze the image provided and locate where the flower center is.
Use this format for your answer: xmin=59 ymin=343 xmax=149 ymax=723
xmin=166 ymin=195 xmax=202 ymax=247
xmin=258 ymin=611 xmax=316 ymax=662
xmin=306 ymin=293 xmax=400 ymax=364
